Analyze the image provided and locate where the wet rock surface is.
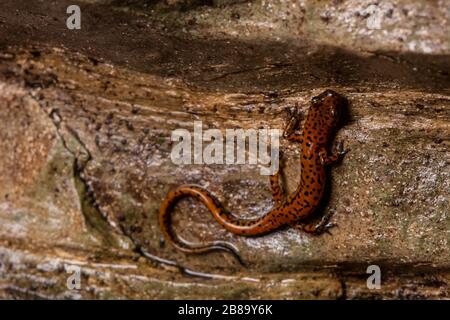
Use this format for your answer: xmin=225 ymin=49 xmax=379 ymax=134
xmin=0 ymin=0 xmax=449 ymax=298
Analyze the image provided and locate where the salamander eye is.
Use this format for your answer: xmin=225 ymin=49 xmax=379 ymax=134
xmin=330 ymin=108 xmax=336 ymax=116
xmin=311 ymin=96 xmax=321 ymax=106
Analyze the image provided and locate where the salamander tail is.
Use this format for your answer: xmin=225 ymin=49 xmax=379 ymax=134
xmin=159 ymin=184 xmax=244 ymax=265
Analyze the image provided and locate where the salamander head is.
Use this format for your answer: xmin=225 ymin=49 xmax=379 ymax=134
xmin=310 ymin=89 xmax=344 ymax=128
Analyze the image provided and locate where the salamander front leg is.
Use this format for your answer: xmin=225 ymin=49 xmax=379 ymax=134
xmin=319 ymin=140 xmax=349 ymax=165
xmin=283 ymin=107 xmax=304 ymax=143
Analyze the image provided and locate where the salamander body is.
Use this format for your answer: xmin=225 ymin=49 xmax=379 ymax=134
xmin=159 ymin=89 xmax=348 ymax=257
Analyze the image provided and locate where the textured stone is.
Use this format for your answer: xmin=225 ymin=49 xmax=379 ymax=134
xmin=0 ymin=0 xmax=448 ymax=299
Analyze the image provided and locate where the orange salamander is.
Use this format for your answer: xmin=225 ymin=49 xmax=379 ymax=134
xmin=159 ymin=89 xmax=348 ymax=259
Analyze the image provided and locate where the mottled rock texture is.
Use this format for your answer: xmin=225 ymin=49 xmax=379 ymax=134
xmin=0 ymin=0 xmax=448 ymax=299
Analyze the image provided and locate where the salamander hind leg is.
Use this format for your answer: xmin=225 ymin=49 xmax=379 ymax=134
xmin=269 ymin=151 xmax=287 ymax=205
xmin=291 ymin=210 xmax=337 ymax=235
xmin=270 ymin=173 xmax=284 ymax=205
